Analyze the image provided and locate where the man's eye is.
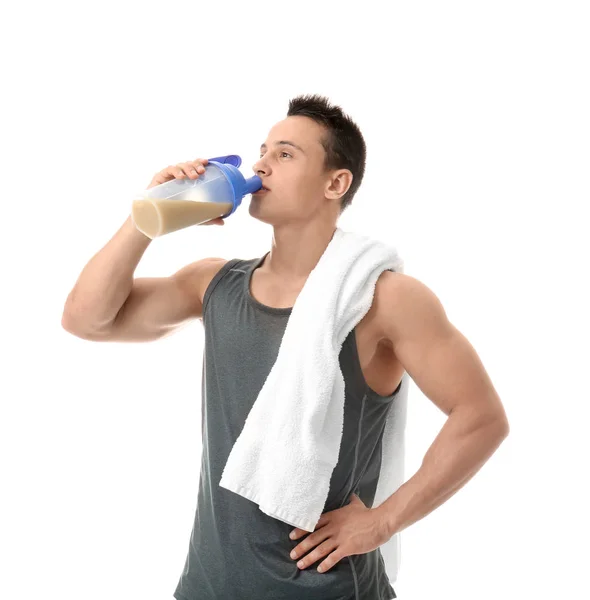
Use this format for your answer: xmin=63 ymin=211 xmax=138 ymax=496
xmin=258 ymin=152 xmax=292 ymax=159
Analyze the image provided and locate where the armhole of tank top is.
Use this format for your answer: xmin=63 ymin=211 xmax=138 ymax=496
xmin=201 ymin=258 xmax=242 ymax=319
xmin=351 ymin=328 xmax=402 ymax=403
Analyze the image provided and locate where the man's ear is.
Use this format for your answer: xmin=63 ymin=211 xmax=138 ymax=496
xmin=325 ymin=169 xmax=353 ymax=201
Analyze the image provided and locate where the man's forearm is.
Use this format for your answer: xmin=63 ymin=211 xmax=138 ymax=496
xmin=375 ymin=407 xmax=509 ymax=538
xmin=62 ymin=215 xmax=151 ymax=333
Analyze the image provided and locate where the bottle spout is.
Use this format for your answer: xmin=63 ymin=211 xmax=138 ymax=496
xmin=244 ymin=175 xmax=263 ymax=195
xmin=204 ymin=156 xmax=263 ymax=218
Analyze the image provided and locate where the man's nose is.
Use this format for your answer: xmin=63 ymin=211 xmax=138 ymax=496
xmin=252 ymin=156 xmax=269 ymax=175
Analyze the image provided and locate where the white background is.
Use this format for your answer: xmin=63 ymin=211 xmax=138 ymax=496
xmin=1 ymin=1 xmax=588 ymax=599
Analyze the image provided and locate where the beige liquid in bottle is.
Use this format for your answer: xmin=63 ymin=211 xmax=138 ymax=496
xmin=131 ymin=187 xmax=233 ymax=239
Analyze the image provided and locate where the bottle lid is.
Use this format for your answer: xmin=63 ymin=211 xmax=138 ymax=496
xmin=207 ymin=154 xmax=262 ymax=217
xmin=206 ymin=155 xmax=242 ymax=167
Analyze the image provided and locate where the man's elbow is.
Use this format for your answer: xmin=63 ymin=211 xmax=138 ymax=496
xmin=502 ymin=419 xmax=510 ymax=438
xmin=478 ymin=405 xmax=510 ymax=440
xmin=493 ymin=411 xmax=510 ymax=439
xmin=485 ymin=395 xmax=510 ymax=439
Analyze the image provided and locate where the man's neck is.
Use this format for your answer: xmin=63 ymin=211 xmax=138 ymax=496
xmin=262 ymin=223 xmax=338 ymax=281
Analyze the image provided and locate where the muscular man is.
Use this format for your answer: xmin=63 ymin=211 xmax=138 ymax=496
xmin=62 ymin=93 xmax=509 ymax=600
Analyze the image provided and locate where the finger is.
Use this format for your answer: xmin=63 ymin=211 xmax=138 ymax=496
xmin=317 ymin=547 xmax=345 ymax=573
xmin=185 ymin=158 xmax=209 ymax=179
xmin=148 ymin=163 xmax=190 ymax=189
xmin=178 ymin=162 xmax=199 ymax=179
xmin=148 ymin=177 xmax=163 ymax=188
xmin=290 ymin=527 xmax=331 ymax=561
xmin=177 ymin=163 xmax=199 ymax=179
xmin=295 ymin=538 xmax=338 ymax=571
xmin=162 ymin=165 xmax=182 ymax=180
xmin=316 ymin=513 xmax=330 ymax=527
xmin=152 ymin=167 xmax=176 ymax=186
xmin=290 ymin=525 xmax=317 ymax=540
xmin=290 ymin=516 xmax=327 ymax=540
xmin=189 ymin=158 xmax=208 ymax=173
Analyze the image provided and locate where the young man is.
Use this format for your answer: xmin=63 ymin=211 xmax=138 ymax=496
xmin=62 ymin=94 xmax=509 ymax=600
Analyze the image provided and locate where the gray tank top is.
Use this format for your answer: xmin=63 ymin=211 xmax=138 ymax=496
xmin=173 ymin=253 xmax=401 ymax=600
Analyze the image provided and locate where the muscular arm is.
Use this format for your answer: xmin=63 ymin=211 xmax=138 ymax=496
xmin=64 ymin=257 xmax=228 ymax=343
xmin=372 ymin=272 xmax=510 ymax=537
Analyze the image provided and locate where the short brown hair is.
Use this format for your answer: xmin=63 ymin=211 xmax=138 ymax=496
xmin=287 ymin=94 xmax=367 ymax=213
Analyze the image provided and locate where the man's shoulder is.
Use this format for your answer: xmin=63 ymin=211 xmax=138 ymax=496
xmin=371 ymin=270 xmax=429 ymax=338
xmin=194 ymin=256 xmax=259 ymax=307
xmin=185 ymin=257 xmax=233 ymax=310
xmin=372 ymin=269 xmax=447 ymax=345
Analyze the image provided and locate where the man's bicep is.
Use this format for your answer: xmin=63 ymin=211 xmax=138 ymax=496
xmin=379 ymin=273 xmax=507 ymax=424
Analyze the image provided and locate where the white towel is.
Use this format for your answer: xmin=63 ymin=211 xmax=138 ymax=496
xmin=219 ymin=226 xmax=410 ymax=585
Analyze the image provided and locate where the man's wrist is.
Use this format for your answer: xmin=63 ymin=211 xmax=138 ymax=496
xmin=373 ymin=503 xmax=398 ymax=540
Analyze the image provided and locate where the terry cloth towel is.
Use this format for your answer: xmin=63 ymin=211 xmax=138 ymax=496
xmin=219 ymin=226 xmax=410 ymax=585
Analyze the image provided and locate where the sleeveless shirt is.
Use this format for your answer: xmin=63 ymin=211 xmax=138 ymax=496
xmin=173 ymin=253 xmax=401 ymax=600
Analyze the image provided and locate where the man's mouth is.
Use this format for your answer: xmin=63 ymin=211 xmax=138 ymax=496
xmin=254 ymin=186 xmax=269 ymax=194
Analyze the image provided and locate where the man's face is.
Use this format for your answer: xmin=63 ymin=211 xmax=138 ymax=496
xmin=249 ymin=115 xmax=336 ymax=225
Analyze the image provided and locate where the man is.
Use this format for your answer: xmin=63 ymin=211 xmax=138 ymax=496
xmin=62 ymin=93 xmax=509 ymax=600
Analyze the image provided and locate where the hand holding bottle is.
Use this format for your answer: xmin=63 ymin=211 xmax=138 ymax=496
xmin=146 ymin=158 xmax=224 ymax=226
xmin=133 ymin=153 xmax=259 ymax=238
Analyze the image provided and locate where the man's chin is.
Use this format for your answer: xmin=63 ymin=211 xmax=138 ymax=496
xmin=248 ymin=198 xmax=276 ymax=224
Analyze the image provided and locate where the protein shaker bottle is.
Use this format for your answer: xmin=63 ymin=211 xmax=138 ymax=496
xmin=131 ymin=154 xmax=262 ymax=239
